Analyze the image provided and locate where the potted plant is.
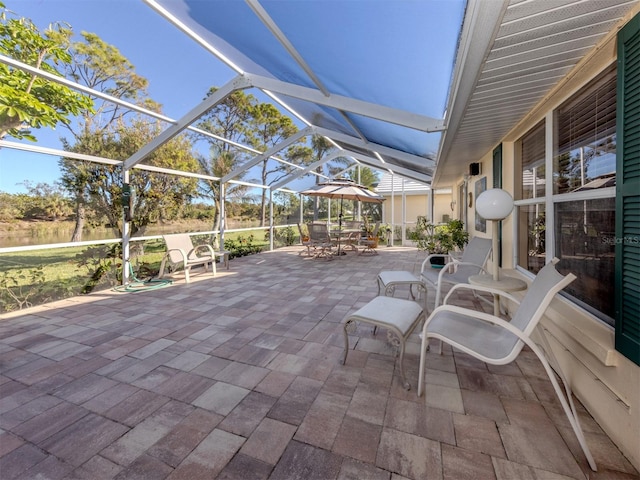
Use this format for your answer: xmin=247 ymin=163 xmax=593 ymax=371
xmin=409 ymin=217 xmax=469 ymax=268
xmin=378 ymin=223 xmax=393 ymax=246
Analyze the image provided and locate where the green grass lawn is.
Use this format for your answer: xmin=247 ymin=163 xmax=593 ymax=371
xmin=0 ymin=228 xmax=288 ymax=313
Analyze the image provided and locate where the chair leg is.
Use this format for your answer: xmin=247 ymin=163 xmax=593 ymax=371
xmin=418 ymin=325 xmax=430 ymax=396
xmin=526 ymin=336 xmax=597 ymax=471
xmin=159 ymin=255 xmax=169 ymax=279
xmin=184 ymin=265 xmax=191 ymax=283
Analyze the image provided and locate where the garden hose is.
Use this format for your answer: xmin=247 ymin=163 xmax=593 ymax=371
xmin=112 ymin=263 xmax=173 ymax=293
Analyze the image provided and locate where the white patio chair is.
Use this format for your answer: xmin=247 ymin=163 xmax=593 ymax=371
xmin=417 ymin=258 xmax=597 ymax=472
xmin=420 ymin=236 xmax=492 ymax=308
xmin=159 ymin=233 xmax=217 ymax=283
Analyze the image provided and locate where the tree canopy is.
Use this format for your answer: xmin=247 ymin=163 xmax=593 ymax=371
xmin=0 ymin=2 xmax=93 ymax=141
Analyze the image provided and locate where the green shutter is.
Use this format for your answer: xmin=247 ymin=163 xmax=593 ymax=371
xmin=493 ymin=144 xmax=503 ymax=266
xmin=616 ymin=13 xmax=640 ymax=366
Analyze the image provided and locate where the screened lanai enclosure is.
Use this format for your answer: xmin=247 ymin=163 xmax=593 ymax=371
xmin=1 ymin=0 xmax=640 ymax=478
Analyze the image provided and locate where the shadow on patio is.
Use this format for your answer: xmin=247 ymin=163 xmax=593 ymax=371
xmin=0 ymin=246 xmax=637 ymax=479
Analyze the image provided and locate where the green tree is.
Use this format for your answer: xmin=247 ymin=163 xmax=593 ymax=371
xmin=62 ymin=117 xmax=198 ymax=239
xmin=346 ymin=165 xmax=381 ymax=220
xmin=245 ymin=103 xmax=300 ymax=226
xmin=306 ymin=135 xmax=338 ymax=220
xmin=56 ymin=30 xmax=190 ymax=241
xmin=0 ymin=3 xmax=93 ymax=140
xmin=21 ymin=181 xmax=72 ymax=220
xmin=194 ymin=88 xmax=254 ymax=239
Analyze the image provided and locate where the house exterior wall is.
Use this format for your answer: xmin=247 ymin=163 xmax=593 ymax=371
xmin=382 ymin=191 xmax=455 ymax=239
xmin=445 ymin=20 xmax=640 ymax=470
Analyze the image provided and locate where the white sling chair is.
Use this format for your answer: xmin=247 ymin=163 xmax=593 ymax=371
xmin=417 ymin=258 xmax=597 ymax=471
xmin=420 ymin=236 xmax=492 ymax=308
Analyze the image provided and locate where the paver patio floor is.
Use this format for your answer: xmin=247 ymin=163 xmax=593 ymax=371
xmin=0 ymin=246 xmax=638 ymax=479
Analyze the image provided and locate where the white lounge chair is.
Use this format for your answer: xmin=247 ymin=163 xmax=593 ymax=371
xmin=417 ymin=258 xmax=597 ymax=471
xmin=420 ymin=236 xmax=492 ymax=308
xmin=159 ymin=233 xmax=217 ymax=283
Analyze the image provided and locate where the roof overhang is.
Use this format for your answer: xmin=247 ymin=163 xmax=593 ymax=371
xmin=434 ymin=0 xmax=640 ymax=187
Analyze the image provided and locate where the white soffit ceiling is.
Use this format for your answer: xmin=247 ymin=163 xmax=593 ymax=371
xmin=435 ymin=0 xmax=640 ymax=187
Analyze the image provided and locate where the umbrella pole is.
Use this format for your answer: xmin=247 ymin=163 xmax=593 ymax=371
xmin=336 ymin=195 xmax=346 ymax=256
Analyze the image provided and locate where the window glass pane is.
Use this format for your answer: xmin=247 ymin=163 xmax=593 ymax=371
xmin=554 ymin=198 xmax=615 ymax=324
xmin=554 ymin=66 xmax=616 ymax=194
xmin=520 ymin=122 xmax=545 ymax=200
xmin=517 ymin=203 xmax=545 ymax=274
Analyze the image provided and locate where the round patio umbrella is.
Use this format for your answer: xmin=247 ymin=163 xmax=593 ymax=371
xmin=300 ymin=179 xmax=385 ymax=255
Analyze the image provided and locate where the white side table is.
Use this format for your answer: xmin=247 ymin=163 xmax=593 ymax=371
xmin=468 ymin=274 xmax=527 ymax=316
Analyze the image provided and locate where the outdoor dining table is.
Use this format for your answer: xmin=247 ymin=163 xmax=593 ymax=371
xmin=330 ymin=228 xmax=362 ymax=255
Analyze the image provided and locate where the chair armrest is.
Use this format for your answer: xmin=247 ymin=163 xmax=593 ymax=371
xmin=437 ymin=260 xmax=488 ymax=276
xmin=191 ymin=244 xmax=215 ymax=257
xmin=443 ymin=283 xmax=521 ymax=306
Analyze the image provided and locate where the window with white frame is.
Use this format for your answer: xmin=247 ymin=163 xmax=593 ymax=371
xmin=516 ymin=66 xmax=616 ymax=325
xmin=516 ymin=121 xmax=546 ymax=274
xmin=553 ymin=65 xmax=616 ymax=324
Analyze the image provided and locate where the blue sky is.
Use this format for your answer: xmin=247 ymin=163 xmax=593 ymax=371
xmin=1 ymin=0 xmax=464 ymax=195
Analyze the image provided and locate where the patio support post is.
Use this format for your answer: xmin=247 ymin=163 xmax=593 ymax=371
xmin=299 ymin=193 xmax=304 ymax=224
xmin=269 ymin=189 xmax=274 ymax=251
xmin=122 ymin=169 xmax=131 ymax=285
xmin=390 ymin=173 xmax=395 ymax=245
xmin=219 ymin=182 xmax=226 ymax=251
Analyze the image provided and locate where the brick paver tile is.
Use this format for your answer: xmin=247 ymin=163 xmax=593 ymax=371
xmin=81 ymin=383 xmax=138 ymax=414
xmin=294 ymin=391 xmax=350 ymax=450
xmin=216 ymin=453 xmax=273 ymax=480
xmin=333 ymin=415 xmax=382 ymax=463
xmin=218 ymin=391 xmax=277 ymax=437
xmin=422 ymin=383 xmax=464 ymax=413
xmin=270 ymin=440 xmax=343 ymax=480
xmin=453 ymin=413 xmax=505 ymax=458
xmin=104 ymin=389 xmax=170 ymax=427
xmin=152 ymin=371 xmax=215 ymax=403
xmin=337 ymin=458 xmax=391 ymax=480
xmin=11 ymin=401 xmax=88 ymax=444
xmin=66 ymin=455 xmax=123 ymax=480
xmin=240 ymin=417 xmax=297 ymax=465
xmin=147 ymin=408 xmax=223 ymax=467
xmin=1 ymin=394 xmax=63 ymax=430
xmin=347 ymin=385 xmax=388 ymax=425
xmin=167 ymin=428 xmax=244 ymax=479
xmin=40 ymin=412 xmax=129 ymax=466
xmin=268 ymin=376 xmax=323 ymax=426
xmin=192 ymin=382 xmax=250 ymax=416
xmin=0 ymin=443 xmax=47 ymax=479
xmin=441 ymin=444 xmax=496 ymax=480
xmin=213 ymin=361 xmax=270 ymax=390
xmin=52 ymin=373 xmax=118 ymax=405
xmin=461 ymin=389 xmax=509 ymax=424
xmin=112 ymin=454 xmax=173 ymax=480
xmin=253 ymin=370 xmax=296 ymax=397
xmin=0 ymin=431 xmax=24 ymax=457
xmin=498 ymin=423 xmax=584 ymax=478
xmin=376 ymin=428 xmax=442 ymax=480
xmin=14 ymin=454 xmax=74 ymax=480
